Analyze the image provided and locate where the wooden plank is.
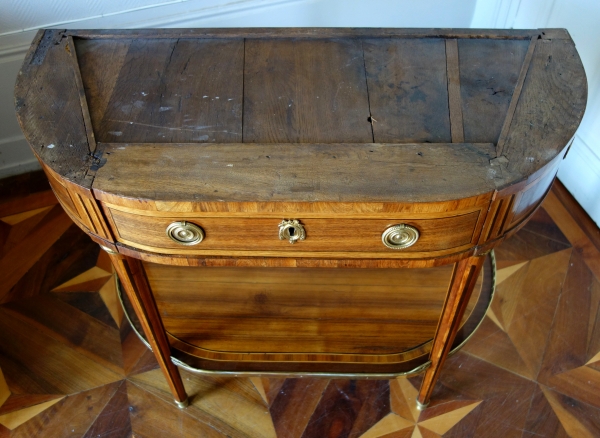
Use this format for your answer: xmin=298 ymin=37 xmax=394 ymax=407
xmin=73 ymin=38 xmax=131 ymax=143
xmin=445 ymin=39 xmax=464 ymax=143
xmin=14 ymin=30 xmax=92 ymax=187
xmin=458 ymin=38 xmax=530 ymax=144
xmin=96 ymin=38 xmax=243 ymax=143
xmin=66 ymin=36 xmax=97 ymax=154
xmin=243 ymin=38 xmax=372 ymax=143
xmin=363 ymin=38 xmax=451 ymax=143
xmin=502 ymin=38 xmax=587 ymax=173
xmin=68 ymin=28 xmax=541 ymax=40
xmin=94 ymin=142 xmax=505 ymax=204
xmin=495 ymin=37 xmax=538 ymax=156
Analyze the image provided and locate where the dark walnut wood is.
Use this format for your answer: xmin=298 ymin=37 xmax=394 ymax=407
xmin=15 ymin=28 xmax=587 ymax=408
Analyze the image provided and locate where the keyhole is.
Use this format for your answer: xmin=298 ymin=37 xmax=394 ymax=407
xmin=288 ymin=227 xmax=295 ymax=237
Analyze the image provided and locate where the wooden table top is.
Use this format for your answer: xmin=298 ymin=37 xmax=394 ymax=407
xmin=15 ymin=28 xmax=586 ymax=203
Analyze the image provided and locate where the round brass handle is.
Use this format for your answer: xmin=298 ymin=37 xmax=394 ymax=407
xmin=166 ymin=221 xmax=204 ymax=245
xmin=278 ymin=219 xmax=306 ymax=244
xmin=382 ymin=224 xmax=419 ymax=249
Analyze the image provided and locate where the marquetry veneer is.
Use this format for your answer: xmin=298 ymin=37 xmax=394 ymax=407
xmin=15 ymin=27 xmax=586 ymax=409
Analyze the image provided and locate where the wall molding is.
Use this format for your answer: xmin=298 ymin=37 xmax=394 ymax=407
xmin=0 ymin=0 xmax=304 ymax=62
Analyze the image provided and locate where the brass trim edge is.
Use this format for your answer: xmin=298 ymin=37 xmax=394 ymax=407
xmin=100 ymin=245 xmax=118 ymax=255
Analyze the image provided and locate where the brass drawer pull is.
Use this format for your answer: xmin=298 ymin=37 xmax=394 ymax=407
xmin=166 ymin=221 xmax=204 ymax=245
xmin=278 ymin=219 xmax=306 ymax=244
xmin=382 ymin=224 xmax=419 ymax=249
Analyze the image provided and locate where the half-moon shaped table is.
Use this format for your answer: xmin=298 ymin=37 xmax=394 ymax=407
xmin=15 ymin=28 xmax=587 ymax=409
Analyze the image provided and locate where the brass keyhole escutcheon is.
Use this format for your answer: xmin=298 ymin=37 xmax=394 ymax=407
xmin=278 ymin=219 xmax=306 ymax=244
xmin=166 ymin=221 xmax=205 ymax=245
xmin=382 ymin=224 xmax=419 ymax=249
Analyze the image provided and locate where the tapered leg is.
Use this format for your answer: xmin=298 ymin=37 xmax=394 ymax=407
xmin=101 ymin=246 xmax=189 ymax=408
xmin=417 ymin=254 xmax=486 ymax=409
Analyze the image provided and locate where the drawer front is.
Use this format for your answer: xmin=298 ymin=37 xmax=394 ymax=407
xmin=106 ymin=208 xmax=480 ymax=254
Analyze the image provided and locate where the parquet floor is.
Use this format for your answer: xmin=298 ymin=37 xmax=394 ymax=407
xmin=0 ymin=173 xmax=599 ymax=437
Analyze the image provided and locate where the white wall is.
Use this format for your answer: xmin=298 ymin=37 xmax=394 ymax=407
xmin=472 ymin=0 xmax=600 ymax=225
xmin=1 ymin=0 xmax=477 ymax=179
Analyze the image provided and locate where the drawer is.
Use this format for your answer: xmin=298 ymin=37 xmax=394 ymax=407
xmin=106 ymin=207 xmax=480 ymax=255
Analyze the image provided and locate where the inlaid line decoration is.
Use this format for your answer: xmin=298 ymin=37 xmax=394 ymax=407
xmin=445 ymin=39 xmax=464 ymax=143
xmin=65 ymin=36 xmax=97 ymax=154
xmin=495 ymin=35 xmax=539 ymax=157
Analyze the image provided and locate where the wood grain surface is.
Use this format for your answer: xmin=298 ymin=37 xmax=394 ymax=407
xmin=458 ymin=38 xmax=530 ymax=144
xmin=502 ymin=38 xmax=587 ymax=174
xmin=147 ymin=264 xmax=455 ymax=355
xmin=244 ymin=38 xmax=372 ymax=143
xmin=78 ymin=38 xmax=244 ymax=144
xmin=363 ymin=38 xmax=450 ymax=143
xmin=93 ymin=142 xmax=509 ymax=204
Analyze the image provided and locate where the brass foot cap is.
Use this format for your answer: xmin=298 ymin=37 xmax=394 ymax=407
xmin=175 ymin=398 xmax=189 ymax=409
xmin=416 ymin=400 xmax=429 ymax=411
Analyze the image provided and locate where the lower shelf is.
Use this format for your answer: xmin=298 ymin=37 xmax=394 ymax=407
xmin=119 ymin=252 xmax=495 ymax=376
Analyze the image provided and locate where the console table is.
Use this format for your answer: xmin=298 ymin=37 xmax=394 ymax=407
xmin=15 ymin=28 xmax=586 ymax=410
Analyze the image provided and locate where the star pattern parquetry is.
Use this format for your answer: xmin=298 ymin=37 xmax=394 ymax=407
xmin=361 ymin=377 xmax=481 ymax=437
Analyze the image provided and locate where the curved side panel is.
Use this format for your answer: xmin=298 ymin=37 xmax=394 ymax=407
xmin=14 ymin=29 xmax=92 ymax=187
xmin=503 ymin=37 xmax=587 ymax=177
xmin=42 ymin=163 xmax=114 ymax=242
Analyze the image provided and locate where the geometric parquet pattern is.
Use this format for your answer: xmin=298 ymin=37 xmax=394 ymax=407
xmin=0 ymin=175 xmax=599 ymax=437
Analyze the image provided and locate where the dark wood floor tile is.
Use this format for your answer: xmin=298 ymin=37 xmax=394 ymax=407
xmin=0 ymin=207 xmax=53 ymax=259
xmin=0 ymin=221 xmax=9 ymax=251
xmin=0 ymin=191 xmax=56 ymax=219
xmin=504 ymin=249 xmax=572 ymax=380
xmin=301 ymin=379 xmax=389 ymax=438
xmin=493 ymin=224 xmax=572 ymax=267
xmin=83 ymin=381 xmax=131 ymax=438
xmin=270 ymin=378 xmax=329 ymax=438
xmin=0 ymin=423 xmax=9 ymax=438
xmin=539 ymin=385 xmax=600 ymax=437
xmin=2 ymin=294 xmax=124 ymax=374
xmin=543 ymin=190 xmax=600 ymax=281
xmin=0 ymin=205 xmax=73 ymax=304
xmin=537 ymin=252 xmax=600 ymax=409
xmin=53 ymin=291 xmax=119 ymax=329
xmin=379 ymin=429 xmax=415 ymax=438
xmin=9 ymin=381 xmax=121 ymax=438
xmin=1 ymin=224 xmax=98 ymax=305
xmin=130 ymin=369 xmax=276 ymax=437
xmin=521 ymin=385 xmax=569 ymax=438
xmin=435 ymin=351 xmax=537 ymax=438
xmin=525 ymin=206 xmax=571 ymax=247
xmin=462 ymin=317 xmax=533 ymax=379
xmin=463 ymin=249 xmax=571 ymax=381
xmin=0 ymin=171 xmax=50 ymax=203
xmin=0 ymin=306 xmax=123 ymax=395
xmin=0 ymin=394 xmax=63 ymax=416
xmin=119 ymin=325 xmax=158 ymax=377
xmin=418 ymin=427 xmax=442 ymax=438
xmin=261 ymin=378 xmax=287 ymax=407
xmin=127 ymin=381 xmax=226 ymax=438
